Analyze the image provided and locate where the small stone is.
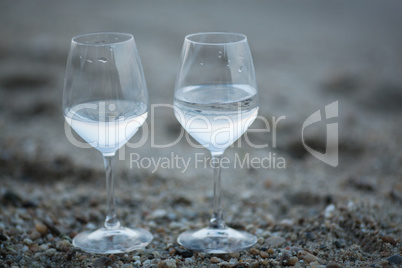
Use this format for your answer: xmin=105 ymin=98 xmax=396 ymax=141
xmin=2 ymin=191 xmax=22 ymax=206
xmin=210 ymin=257 xmax=221 ymax=263
xmin=297 ymin=250 xmax=319 ymax=264
xmin=23 ymin=238 xmax=33 ymax=245
xmin=152 ymin=251 xmax=162 ymax=258
xmin=266 ymin=236 xmax=286 ymax=248
xmin=157 ymin=259 xmax=177 ymax=268
xmin=0 ymin=233 xmax=7 ymax=241
xmin=381 ymin=235 xmax=397 ymax=245
xmin=250 ymin=248 xmax=259 ymax=255
xmin=169 ymin=247 xmax=176 ymax=255
xmin=29 ymin=244 xmax=40 ymax=252
xmin=21 ymin=245 xmax=29 ymax=252
xmin=324 ymin=204 xmax=336 ymax=219
xmin=175 ymin=247 xmax=193 ymax=258
xmin=347 ymin=176 xmax=375 ymax=191
xmin=150 ymin=209 xmax=167 ymax=219
xmin=260 ymin=251 xmax=269 ymax=258
xmin=45 ymin=248 xmax=56 ymax=256
xmin=327 ymin=261 xmax=341 ymax=268
xmin=387 ymin=255 xmax=402 ymax=265
xmin=279 ymin=219 xmax=293 ymax=228
xmin=58 ymin=240 xmax=72 ymax=252
xmin=264 ymin=179 xmax=273 ymax=188
xmin=289 ymin=256 xmax=298 ymax=266
xmin=42 ymin=221 xmax=61 ymax=236
xmin=289 ymin=247 xmax=302 ymax=254
xmin=268 ymin=248 xmax=275 ymax=254
xmin=35 ymin=222 xmax=48 ymax=235
xmin=333 ymin=240 xmax=343 ymax=249
xmin=230 ymin=252 xmax=240 ymax=258
xmin=122 ymin=264 xmax=133 ymax=268
xmin=93 ymin=256 xmax=113 ymax=267
xmin=29 ymin=230 xmax=41 ymax=241
xmin=305 ymin=232 xmax=316 ymax=240
xmin=39 ymin=244 xmax=49 ymax=251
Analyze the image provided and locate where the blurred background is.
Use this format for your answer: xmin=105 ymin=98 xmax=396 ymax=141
xmin=0 ymin=0 xmax=401 ymax=219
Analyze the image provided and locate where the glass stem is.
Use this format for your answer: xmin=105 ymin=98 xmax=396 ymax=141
xmin=209 ymin=152 xmax=226 ymax=229
xmin=103 ymin=155 xmax=121 ymax=229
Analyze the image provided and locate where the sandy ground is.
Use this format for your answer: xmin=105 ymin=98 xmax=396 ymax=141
xmin=0 ymin=0 xmax=401 ymax=267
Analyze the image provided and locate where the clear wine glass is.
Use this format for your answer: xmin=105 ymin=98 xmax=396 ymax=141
xmin=173 ymin=32 xmax=259 ymax=253
xmin=63 ymin=32 xmax=153 ymax=254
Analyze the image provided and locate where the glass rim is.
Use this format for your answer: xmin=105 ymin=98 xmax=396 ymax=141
xmin=185 ymin=32 xmax=247 ymax=45
xmin=71 ymin=32 xmax=134 ymax=46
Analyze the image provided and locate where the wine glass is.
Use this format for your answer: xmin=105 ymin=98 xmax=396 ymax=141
xmin=173 ymin=32 xmax=259 ymax=253
xmin=63 ymin=32 xmax=153 ymax=254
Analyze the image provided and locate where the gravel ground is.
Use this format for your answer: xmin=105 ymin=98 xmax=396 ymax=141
xmin=1 ymin=0 xmax=401 ymax=267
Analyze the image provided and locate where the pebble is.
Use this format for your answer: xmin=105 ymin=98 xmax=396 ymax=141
xmin=2 ymin=191 xmax=22 ymax=206
xmin=157 ymin=259 xmax=177 ymax=268
xmin=30 ymin=230 xmax=41 ymax=240
xmin=150 ymin=209 xmax=167 ymax=219
xmin=21 ymin=245 xmax=29 ymax=252
xmin=279 ymin=219 xmax=294 ymax=228
xmin=45 ymin=248 xmax=56 ymax=257
xmin=169 ymin=247 xmax=176 ymax=255
xmin=289 ymin=246 xmax=302 ymax=254
xmin=152 ymin=251 xmax=162 ymax=258
xmin=57 ymin=240 xmax=72 ymax=252
xmin=35 ymin=222 xmax=48 ymax=235
xmin=260 ymin=251 xmax=269 ymax=258
xmin=230 ymin=252 xmax=240 ymax=258
xmin=297 ymin=250 xmax=319 ymax=264
xmin=93 ymin=256 xmax=113 ymax=267
xmin=305 ymin=232 xmax=316 ymax=240
xmin=387 ymin=255 xmax=402 ymax=265
xmin=250 ymin=248 xmax=259 ymax=255
xmin=175 ymin=247 xmax=193 ymax=258
xmin=23 ymin=238 xmax=33 ymax=245
xmin=261 ymin=230 xmax=272 ymax=238
xmin=327 ymin=261 xmax=341 ymax=268
xmin=381 ymin=235 xmax=397 ymax=245
xmin=0 ymin=233 xmax=7 ymax=241
xmin=210 ymin=257 xmax=221 ymax=263
xmin=42 ymin=220 xmax=61 ymax=236
xmin=266 ymin=236 xmax=286 ymax=247
xmin=39 ymin=244 xmax=49 ymax=251
xmin=289 ymin=256 xmax=298 ymax=266
xmin=324 ymin=204 xmax=336 ymax=218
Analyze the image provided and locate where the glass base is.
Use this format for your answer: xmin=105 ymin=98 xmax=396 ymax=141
xmin=73 ymin=226 xmax=153 ymax=254
xmin=177 ymin=226 xmax=257 ymax=254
